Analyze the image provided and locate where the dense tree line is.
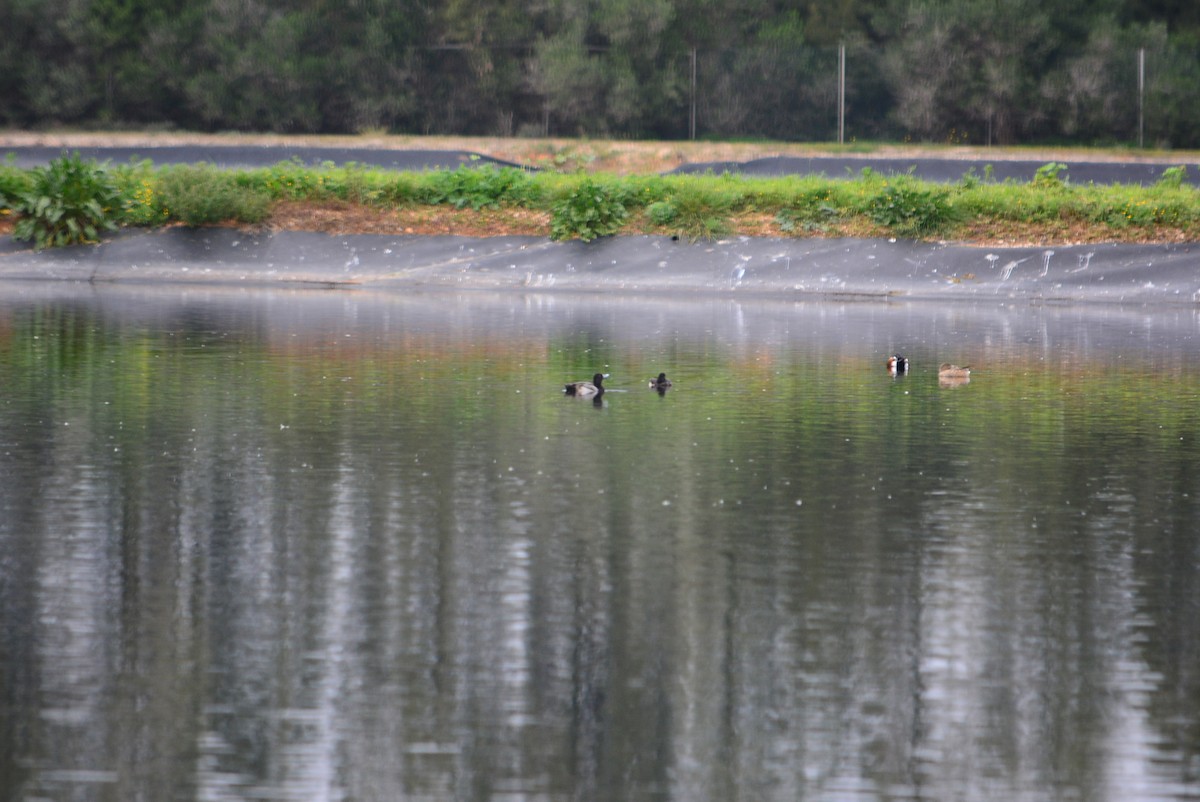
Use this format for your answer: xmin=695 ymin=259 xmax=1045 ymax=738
xmin=2 ymin=0 xmax=1198 ymax=146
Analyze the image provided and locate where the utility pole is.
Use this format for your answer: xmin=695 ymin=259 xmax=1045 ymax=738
xmin=838 ymin=44 xmax=845 ymax=144
xmin=1138 ymin=47 xmax=1145 ymax=148
xmin=690 ymin=47 xmax=697 ymax=141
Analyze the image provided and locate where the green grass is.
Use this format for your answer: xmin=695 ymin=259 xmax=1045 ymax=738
xmin=3 ymin=157 xmax=1198 ymax=246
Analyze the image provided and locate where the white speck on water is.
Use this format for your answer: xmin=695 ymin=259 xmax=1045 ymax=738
xmin=795 ymin=499 xmax=803 ymax=506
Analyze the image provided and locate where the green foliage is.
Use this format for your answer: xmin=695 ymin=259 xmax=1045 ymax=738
xmin=614 ymin=175 xmax=672 ymax=208
xmin=0 ymin=158 xmax=32 ymax=214
xmin=252 ymin=160 xmax=334 ymax=200
xmin=774 ymin=186 xmax=841 ymax=233
xmin=659 ymin=185 xmax=733 ymax=241
xmin=157 ymin=165 xmax=271 ymax=226
xmin=421 ymin=165 xmax=538 ymax=210
xmin=1156 ymin=165 xmax=1188 ymax=189
xmin=12 ymin=153 xmax=121 ymax=250
xmin=8 ymin=158 xmax=1199 ymax=248
xmin=1032 ymin=162 xmax=1070 ymax=188
xmin=550 ymin=179 xmax=628 ymax=242
xmin=638 ymin=181 xmax=731 ymax=239
xmin=533 ymin=144 xmax=600 ymax=173
xmin=112 ymin=159 xmax=171 ymax=227
xmin=864 ymin=180 xmax=955 ymax=237
xmin=1089 ymin=187 xmax=1196 ymax=228
xmin=315 ymin=163 xmax=394 ymax=204
xmin=647 ymin=200 xmax=677 ymax=226
xmin=234 ymin=161 xmax=419 ymax=205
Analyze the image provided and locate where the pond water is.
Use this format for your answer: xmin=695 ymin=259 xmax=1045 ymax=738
xmin=1 ymin=285 xmax=1199 ymax=802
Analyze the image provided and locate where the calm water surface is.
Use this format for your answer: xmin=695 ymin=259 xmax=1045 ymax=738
xmin=1 ymin=285 xmax=1198 ymax=802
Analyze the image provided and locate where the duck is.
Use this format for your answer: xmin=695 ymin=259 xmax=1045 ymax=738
xmin=886 ymin=355 xmax=909 ymax=375
xmin=648 ymin=372 xmax=673 ymax=390
xmin=564 ymin=373 xmax=608 ymax=398
xmin=938 ymin=363 xmax=971 ymax=379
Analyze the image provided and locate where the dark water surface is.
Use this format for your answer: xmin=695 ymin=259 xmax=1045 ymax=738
xmin=1 ymin=285 xmax=1198 ymax=802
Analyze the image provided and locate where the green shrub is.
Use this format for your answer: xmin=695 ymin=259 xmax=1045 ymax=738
xmin=111 ymin=160 xmax=170 ymax=227
xmin=647 ymin=200 xmax=677 ymax=225
xmin=1032 ymin=162 xmax=1069 ymax=187
xmin=865 ymin=180 xmax=955 ymax=238
xmin=374 ymin=174 xmax=420 ymax=205
xmin=664 ymin=185 xmax=733 ymax=241
xmin=1 ymin=158 xmax=32 ymax=214
xmin=1156 ymin=165 xmax=1188 ymax=189
xmin=775 ymin=187 xmax=840 ymax=233
xmin=617 ymin=175 xmax=672 ymax=208
xmin=295 ymin=162 xmax=386 ymax=203
xmin=252 ymin=159 xmax=331 ymax=200
xmin=158 ymin=165 xmax=270 ymax=226
xmin=550 ymin=179 xmax=628 ymax=241
xmin=12 ymin=152 xmax=122 ymax=250
xmin=421 ymin=164 xmax=537 ymax=210
xmin=1100 ymin=192 xmax=1191 ymax=228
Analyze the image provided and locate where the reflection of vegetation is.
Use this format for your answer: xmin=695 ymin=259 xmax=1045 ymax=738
xmin=6 ymin=304 xmax=1199 ymax=475
xmin=3 ymin=304 xmax=108 ymax=380
xmin=5 ymin=303 xmax=1200 ymax=571
xmin=4 ymin=302 xmax=1199 ymax=795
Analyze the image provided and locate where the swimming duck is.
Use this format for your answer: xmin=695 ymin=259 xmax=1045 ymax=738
xmin=886 ymin=355 xmax=909 ymax=375
xmin=564 ymin=373 xmax=608 ymax=398
xmin=648 ymin=372 xmax=673 ymax=389
xmin=938 ymin=363 xmax=971 ymax=379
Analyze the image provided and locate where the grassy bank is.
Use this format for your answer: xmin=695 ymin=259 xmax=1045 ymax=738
xmin=2 ymin=151 xmax=1198 ymax=250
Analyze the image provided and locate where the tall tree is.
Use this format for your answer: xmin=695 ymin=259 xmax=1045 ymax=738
xmin=882 ymin=0 xmax=1060 ymax=144
xmin=295 ymin=0 xmax=426 ymax=133
xmin=180 ymin=0 xmax=317 ymax=131
xmin=529 ymin=0 xmax=681 ymax=136
xmin=425 ymin=0 xmax=542 ymax=134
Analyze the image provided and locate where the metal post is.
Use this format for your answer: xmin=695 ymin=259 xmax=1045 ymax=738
xmin=838 ymin=44 xmax=845 ymax=144
xmin=1138 ymin=47 xmax=1145 ymax=149
xmin=690 ymin=47 xmax=697 ymax=141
